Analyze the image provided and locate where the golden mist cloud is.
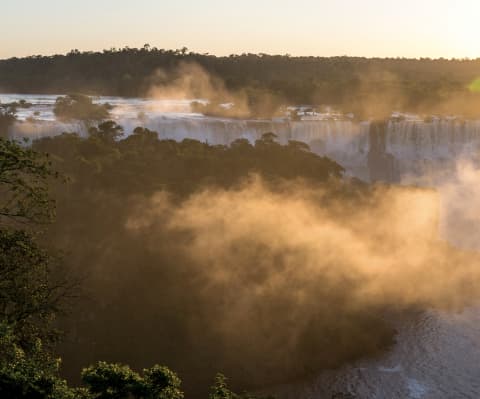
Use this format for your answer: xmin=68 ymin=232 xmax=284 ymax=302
xmin=126 ymin=176 xmax=479 ymax=319
xmin=145 ymin=62 xmax=282 ymax=118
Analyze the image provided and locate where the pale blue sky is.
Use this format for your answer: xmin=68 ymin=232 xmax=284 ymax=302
xmin=1 ymin=0 xmax=479 ymax=59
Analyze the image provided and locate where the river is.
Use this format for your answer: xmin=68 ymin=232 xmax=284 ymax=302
xmin=272 ymin=306 xmax=480 ymax=398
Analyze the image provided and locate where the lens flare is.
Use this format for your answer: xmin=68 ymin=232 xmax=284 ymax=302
xmin=468 ymin=78 xmax=480 ymax=93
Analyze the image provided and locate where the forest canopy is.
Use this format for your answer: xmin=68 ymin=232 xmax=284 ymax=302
xmin=2 ymin=47 xmax=480 ymax=117
xmin=2 ymin=123 xmax=479 ymax=398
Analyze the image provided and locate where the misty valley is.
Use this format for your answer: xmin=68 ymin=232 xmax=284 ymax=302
xmin=2 ymin=50 xmax=480 ymax=399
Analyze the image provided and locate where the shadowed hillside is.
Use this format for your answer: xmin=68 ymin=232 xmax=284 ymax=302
xmin=2 ymin=48 xmax=480 ymax=117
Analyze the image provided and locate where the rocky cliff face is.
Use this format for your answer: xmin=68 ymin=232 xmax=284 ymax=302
xmin=368 ymin=120 xmax=399 ymax=183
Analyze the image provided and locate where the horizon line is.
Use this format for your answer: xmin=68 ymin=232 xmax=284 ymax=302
xmin=2 ymin=46 xmax=480 ymax=63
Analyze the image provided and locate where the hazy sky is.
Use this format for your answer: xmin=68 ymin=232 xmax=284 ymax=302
xmin=1 ymin=0 xmax=479 ymax=59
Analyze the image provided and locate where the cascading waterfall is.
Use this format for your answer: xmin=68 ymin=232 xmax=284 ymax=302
xmin=9 ymin=116 xmax=372 ymax=177
xmin=384 ymin=119 xmax=480 ymax=184
xmin=12 ymin=116 xmax=480 ymax=183
xmin=6 ymin=94 xmax=480 ymax=184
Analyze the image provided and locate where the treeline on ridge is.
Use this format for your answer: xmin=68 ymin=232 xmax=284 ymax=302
xmin=2 ymin=46 xmax=480 ymax=117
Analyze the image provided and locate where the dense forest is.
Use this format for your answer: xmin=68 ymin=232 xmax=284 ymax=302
xmin=0 ymin=127 xmax=378 ymax=398
xmin=2 ymin=47 xmax=480 ymax=117
xmin=0 ymin=122 xmax=400 ymax=398
xmin=38 ymin=128 xmax=388 ymax=391
xmin=2 ymin=119 xmax=478 ymax=398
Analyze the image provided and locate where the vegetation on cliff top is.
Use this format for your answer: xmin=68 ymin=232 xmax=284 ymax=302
xmin=2 ymin=47 xmax=480 ymax=117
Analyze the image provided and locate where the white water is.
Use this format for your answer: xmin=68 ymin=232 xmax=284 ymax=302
xmin=4 ymin=94 xmax=480 ymax=398
xmin=6 ymin=94 xmax=480 ymax=184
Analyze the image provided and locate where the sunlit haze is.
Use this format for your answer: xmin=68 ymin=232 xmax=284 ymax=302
xmin=5 ymin=1 xmax=480 ymax=398
xmin=2 ymin=0 xmax=480 ymax=59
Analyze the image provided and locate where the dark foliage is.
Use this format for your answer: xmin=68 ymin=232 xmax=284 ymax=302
xmin=2 ymin=47 xmax=480 ymax=117
xmin=0 ymin=137 xmax=274 ymax=399
xmin=53 ymin=94 xmax=111 ymax=121
xmin=0 ymin=108 xmax=16 ymax=138
xmin=28 ymin=126 xmax=397 ymax=397
xmin=33 ymin=126 xmax=343 ymax=196
xmin=0 ymin=137 xmax=57 ymax=225
xmin=0 ymin=229 xmax=70 ymax=349
xmin=82 ymin=362 xmax=183 ymax=399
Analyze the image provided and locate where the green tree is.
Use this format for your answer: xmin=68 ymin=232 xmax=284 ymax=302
xmin=54 ymin=94 xmax=110 ymax=121
xmin=209 ymin=374 xmax=236 ymax=399
xmin=88 ymin=121 xmax=124 ymax=142
xmin=142 ymin=365 xmax=183 ymax=399
xmin=0 ymin=229 xmax=70 ymax=348
xmin=255 ymin=132 xmax=279 ymax=148
xmin=0 ymin=322 xmax=81 ymax=399
xmin=82 ymin=362 xmax=143 ymax=399
xmin=0 ymin=138 xmax=75 ymax=398
xmin=81 ymin=362 xmax=184 ymax=399
xmin=0 ymin=137 xmax=57 ymax=225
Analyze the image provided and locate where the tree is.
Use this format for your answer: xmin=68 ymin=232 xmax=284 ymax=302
xmin=209 ymin=374 xmax=271 ymax=399
xmin=0 ymin=322 xmax=83 ymax=399
xmin=287 ymin=140 xmax=310 ymax=152
xmin=82 ymin=362 xmax=143 ymax=399
xmin=230 ymin=138 xmax=252 ymax=151
xmin=81 ymin=362 xmax=184 ymax=399
xmin=255 ymin=132 xmax=278 ymax=148
xmin=0 ymin=137 xmax=57 ymax=225
xmin=88 ymin=121 xmax=124 ymax=142
xmin=54 ymin=94 xmax=111 ymax=121
xmin=0 ymin=138 xmax=74 ymax=398
xmin=209 ymin=374 xmax=236 ymax=399
xmin=0 ymin=229 xmax=70 ymax=348
xmin=142 ymin=365 xmax=183 ymax=399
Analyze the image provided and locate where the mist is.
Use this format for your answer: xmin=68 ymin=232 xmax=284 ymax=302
xmin=145 ymin=61 xmax=285 ymax=119
xmin=143 ymin=59 xmax=480 ymax=120
xmin=51 ymin=167 xmax=480 ymax=395
xmin=127 ymin=176 xmax=479 ymax=310
xmin=439 ymin=161 xmax=480 ymax=249
xmin=4 ymin=47 xmax=480 ymax=398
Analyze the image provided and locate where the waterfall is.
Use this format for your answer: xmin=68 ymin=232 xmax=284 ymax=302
xmin=384 ymin=119 xmax=480 ymax=183
xmin=9 ymin=112 xmax=480 ymax=184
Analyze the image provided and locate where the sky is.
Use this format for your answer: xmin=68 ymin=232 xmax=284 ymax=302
xmin=1 ymin=0 xmax=480 ymax=59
